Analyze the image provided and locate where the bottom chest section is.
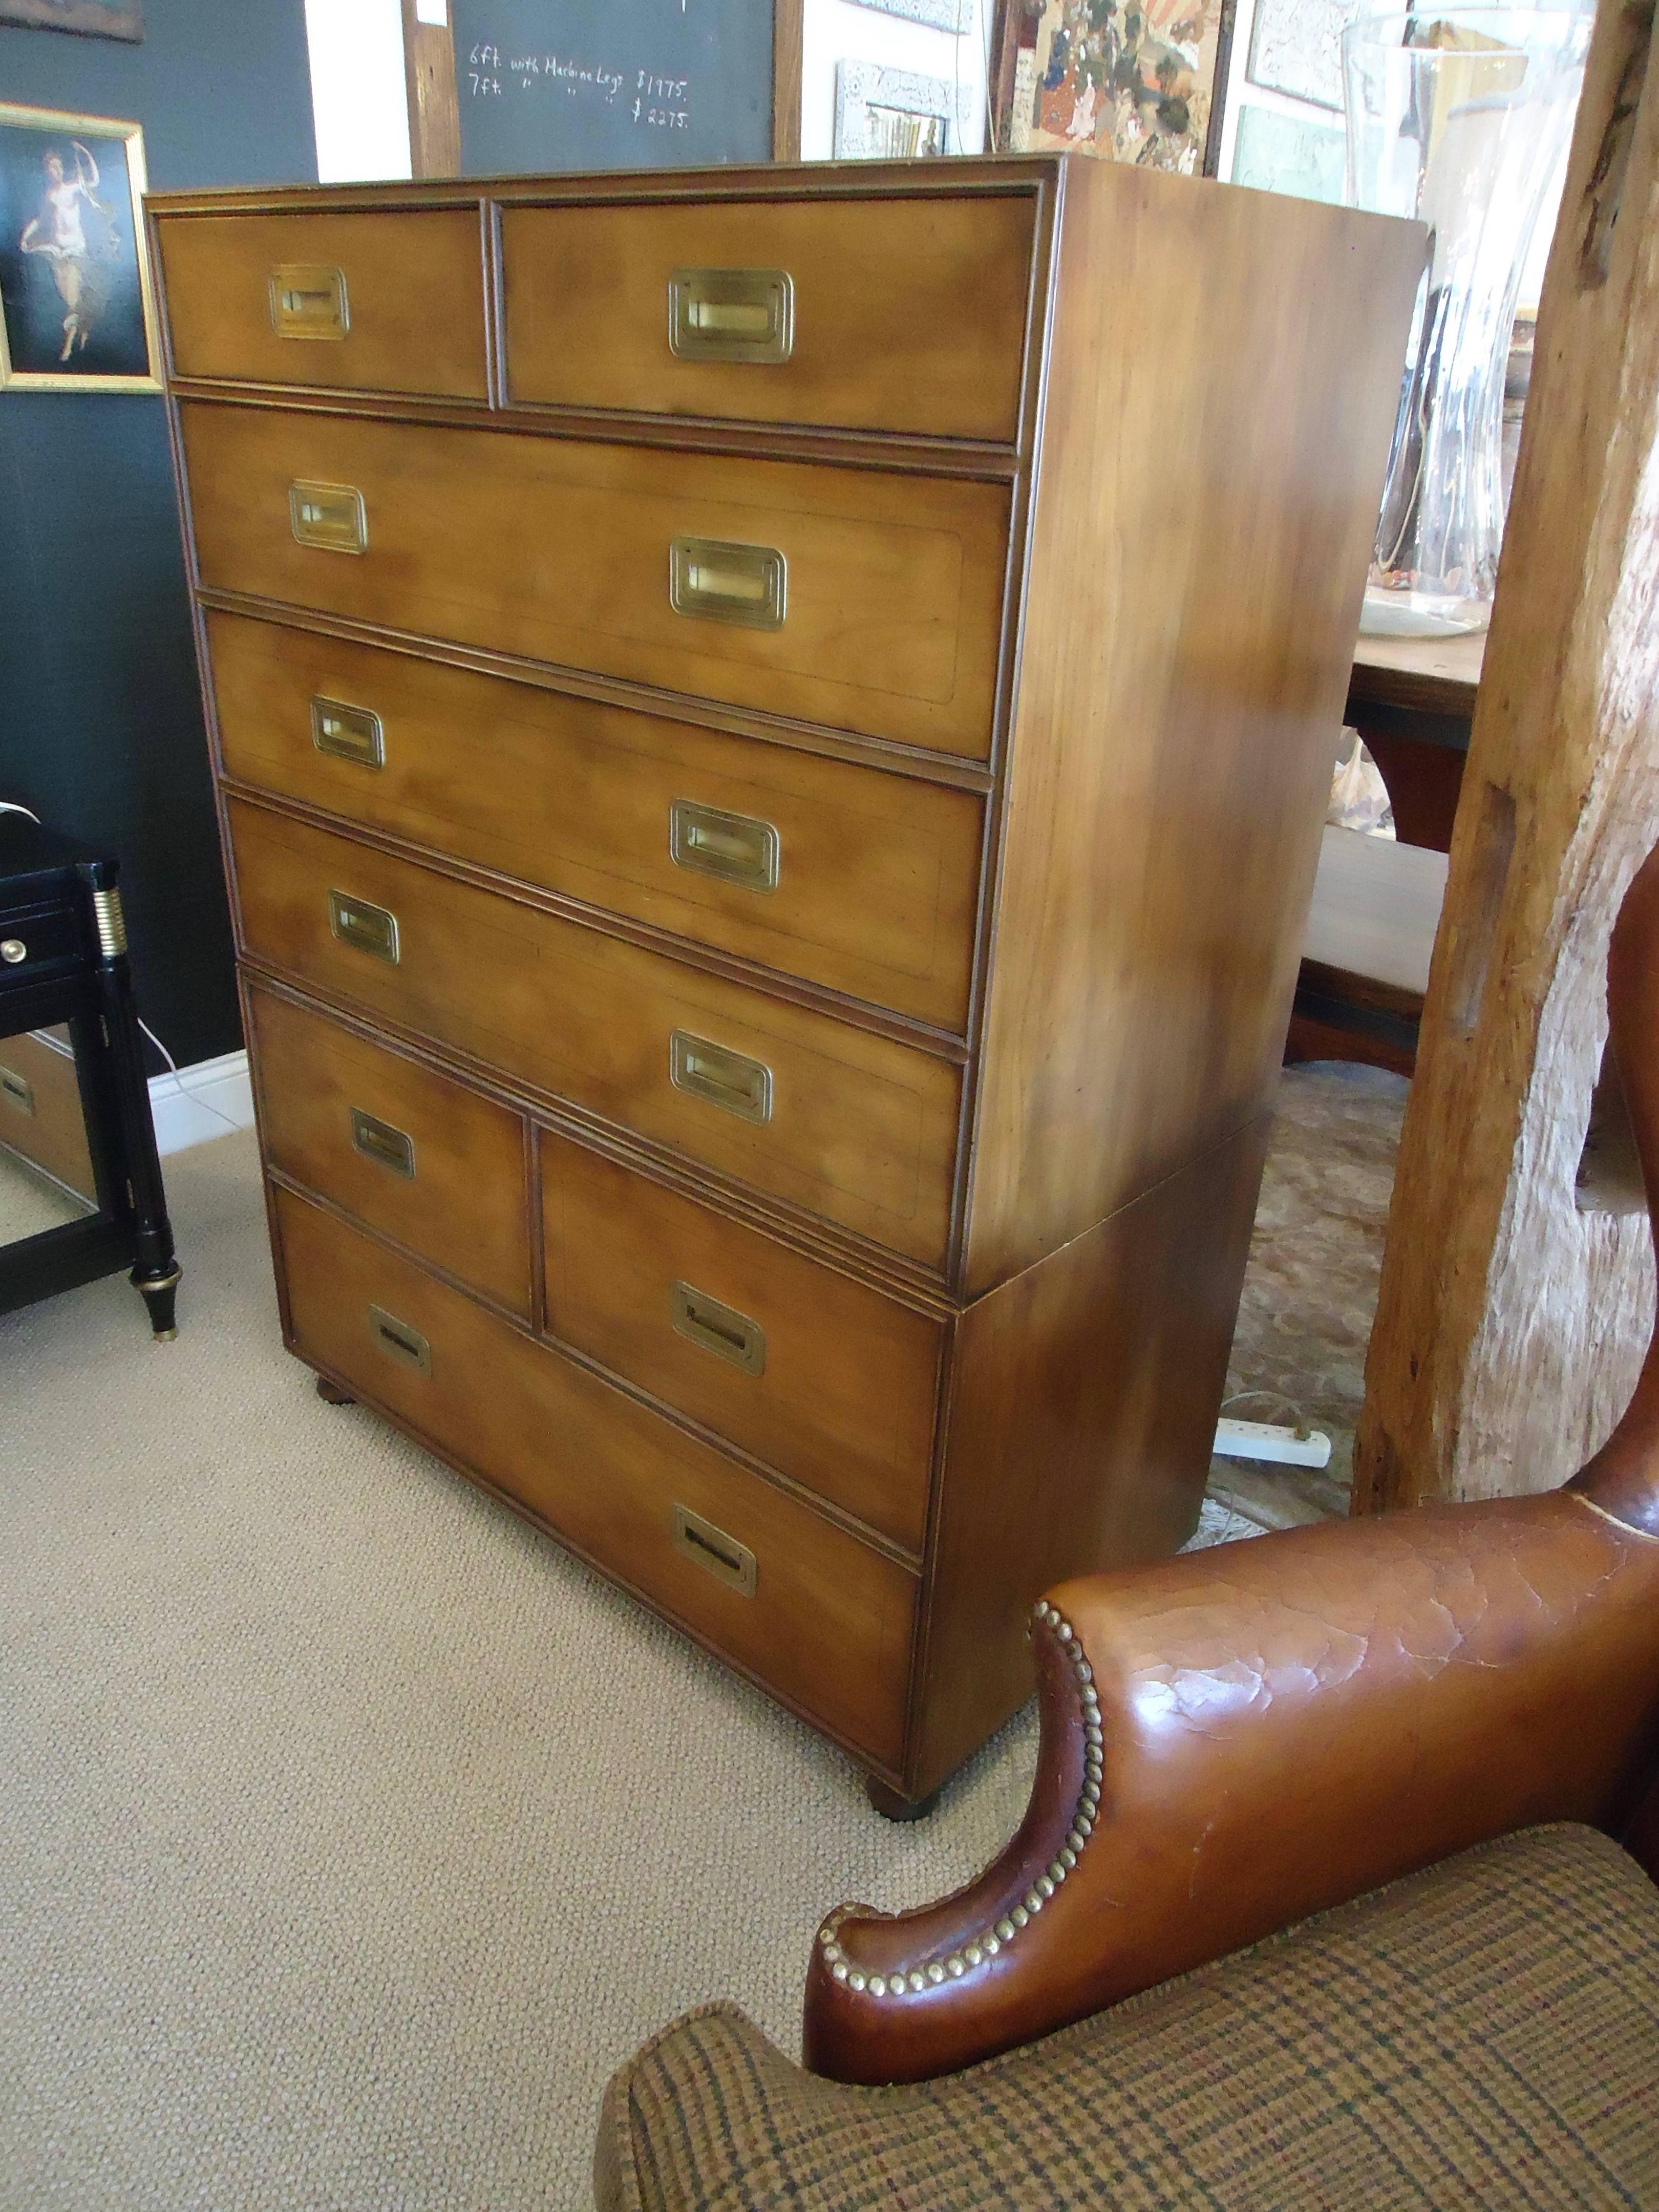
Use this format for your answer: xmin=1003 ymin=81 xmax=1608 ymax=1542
xmin=253 ymin=987 xmax=934 ymax=1777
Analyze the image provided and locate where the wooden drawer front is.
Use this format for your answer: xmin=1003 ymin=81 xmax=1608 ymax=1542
xmin=182 ymin=404 xmax=1007 ymax=760
xmin=229 ymin=802 xmax=960 ymax=1267
xmin=157 ymin=211 xmax=488 ymax=398
xmin=248 ymin=985 xmax=530 ymax=1315
xmin=500 ymin=195 xmax=1033 ymax=444
xmin=276 ymin=1184 xmax=913 ymax=1765
xmin=0 ymin=1028 xmax=96 ymax=1203
xmin=208 ymin=613 xmax=983 ymax=1032
xmin=541 ymin=1132 xmax=940 ymax=1551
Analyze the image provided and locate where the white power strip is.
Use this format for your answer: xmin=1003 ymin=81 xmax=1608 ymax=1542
xmin=1213 ymin=1417 xmax=1333 ymax=1469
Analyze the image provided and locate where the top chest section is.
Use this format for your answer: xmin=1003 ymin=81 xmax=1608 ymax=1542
xmin=154 ymin=185 xmax=1045 ymax=449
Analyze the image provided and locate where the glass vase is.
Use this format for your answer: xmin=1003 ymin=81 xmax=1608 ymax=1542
xmin=1343 ymin=8 xmax=1590 ymax=637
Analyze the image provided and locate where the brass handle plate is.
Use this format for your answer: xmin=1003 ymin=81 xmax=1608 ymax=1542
xmin=669 ymin=536 xmax=786 ymax=631
xmin=672 ymin=1502 xmax=757 ymax=1597
xmin=290 ymin=480 xmax=367 ymax=555
xmin=667 ymin=267 xmax=794 ymax=365
xmin=269 ymin=263 xmax=349 ymax=340
xmin=669 ymin=1030 xmax=772 ymax=1125
xmin=669 ymin=1280 xmax=767 ymax=1376
xmin=328 ymin=890 xmax=399 ymax=965
xmin=0 ymin=1064 xmax=35 ymax=1115
xmin=0 ymin=938 xmax=26 ymax=965
xmin=312 ymin=696 xmax=385 ymax=768
xmin=350 ymin=1107 xmax=415 ymax=1179
xmin=369 ymin=1302 xmax=430 ymax=1375
xmin=669 ymin=799 xmax=779 ymax=895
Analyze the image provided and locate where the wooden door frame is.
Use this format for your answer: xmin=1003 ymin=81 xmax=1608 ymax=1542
xmin=401 ymin=0 xmax=805 ymax=178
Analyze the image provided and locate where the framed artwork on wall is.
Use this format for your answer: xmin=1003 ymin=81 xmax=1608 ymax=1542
xmin=0 ymin=104 xmax=160 ymax=391
xmin=990 ymin=0 xmax=1236 ymax=175
xmin=0 ymin=0 xmax=142 ymax=39
xmin=834 ymin=58 xmax=961 ymax=155
xmin=843 ymin=0 xmax=972 ymax=26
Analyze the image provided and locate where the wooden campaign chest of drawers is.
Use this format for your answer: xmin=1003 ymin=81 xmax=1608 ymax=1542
xmin=152 ymin=159 xmax=1419 ymax=1811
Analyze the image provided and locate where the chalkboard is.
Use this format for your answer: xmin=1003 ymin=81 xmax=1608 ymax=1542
xmin=453 ymin=0 xmax=774 ymax=176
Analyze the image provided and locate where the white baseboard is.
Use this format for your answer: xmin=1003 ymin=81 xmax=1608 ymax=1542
xmin=148 ymin=1049 xmax=255 ymax=1157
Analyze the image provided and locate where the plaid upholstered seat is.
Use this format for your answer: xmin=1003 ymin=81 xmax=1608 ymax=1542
xmin=595 ymin=1825 xmax=1659 ymax=2210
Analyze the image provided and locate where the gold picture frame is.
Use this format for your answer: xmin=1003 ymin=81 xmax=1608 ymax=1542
xmin=0 ymin=102 xmax=161 ymax=392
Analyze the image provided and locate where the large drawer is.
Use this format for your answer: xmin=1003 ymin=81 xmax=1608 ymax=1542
xmin=541 ymin=1131 xmax=941 ymax=1552
xmin=157 ymin=210 xmax=489 ymax=399
xmin=208 ymin=613 xmax=983 ymax=1032
xmin=276 ymin=1183 xmax=914 ymax=1768
xmin=181 ymin=403 xmax=1008 ymax=761
xmin=247 ymin=984 xmax=530 ymax=1316
xmin=500 ymin=194 xmax=1034 ymax=443
xmin=228 ymin=800 xmax=960 ymax=1267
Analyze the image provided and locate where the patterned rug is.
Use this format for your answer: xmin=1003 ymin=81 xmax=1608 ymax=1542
xmin=1208 ymin=1060 xmax=1410 ymax=1528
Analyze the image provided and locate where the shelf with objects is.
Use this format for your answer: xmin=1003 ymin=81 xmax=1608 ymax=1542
xmin=1289 ymin=630 xmax=1481 ymax=1077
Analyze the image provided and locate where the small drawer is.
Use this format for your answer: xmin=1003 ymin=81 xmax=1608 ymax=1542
xmin=500 ymin=194 xmax=1034 ymax=443
xmin=247 ymin=984 xmax=530 ymax=1316
xmin=541 ymin=1132 xmax=941 ymax=1551
xmin=275 ymin=1184 xmax=915 ymax=1767
xmin=228 ymin=801 xmax=961 ymax=1268
xmin=181 ymin=403 xmax=1008 ymax=761
xmin=0 ymin=901 xmax=89 ymax=990
xmin=157 ymin=210 xmax=488 ymax=399
xmin=206 ymin=614 xmax=983 ymax=1032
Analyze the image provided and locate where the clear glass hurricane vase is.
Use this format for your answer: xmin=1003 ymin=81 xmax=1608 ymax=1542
xmin=1344 ymin=9 xmax=1590 ymax=637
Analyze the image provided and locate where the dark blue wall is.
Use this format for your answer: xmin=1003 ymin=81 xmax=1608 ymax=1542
xmin=0 ymin=0 xmax=316 ymax=1067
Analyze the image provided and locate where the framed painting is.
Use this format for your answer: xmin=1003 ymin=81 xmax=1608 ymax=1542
xmin=0 ymin=1 xmax=142 ymax=39
xmin=991 ymin=0 xmax=1236 ymax=176
xmin=0 ymin=103 xmax=160 ymax=391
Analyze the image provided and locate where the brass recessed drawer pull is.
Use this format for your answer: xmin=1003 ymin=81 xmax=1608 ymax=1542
xmin=368 ymin=1302 xmax=430 ymax=1375
xmin=672 ymin=1502 xmax=757 ymax=1596
xmin=668 ymin=267 xmax=794 ymax=364
xmin=669 ymin=1279 xmax=767 ymax=1376
xmin=669 ymin=1030 xmax=772 ymax=1125
xmin=350 ymin=1107 xmax=415 ymax=1179
xmin=0 ymin=1064 xmax=34 ymax=1115
xmin=269 ymin=263 xmax=349 ymax=340
xmin=668 ymin=799 xmax=779 ymax=894
xmin=669 ymin=536 xmax=786 ymax=630
xmin=311 ymin=696 xmax=384 ymax=768
xmin=289 ymin=480 xmax=367 ymax=554
xmin=328 ymin=889 xmax=399 ymax=964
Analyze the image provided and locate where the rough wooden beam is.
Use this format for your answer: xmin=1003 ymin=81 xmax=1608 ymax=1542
xmin=401 ymin=0 xmax=462 ymax=181
xmin=772 ymin=0 xmax=804 ymax=162
xmin=1354 ymin=0 xmax=1659 ymax=1511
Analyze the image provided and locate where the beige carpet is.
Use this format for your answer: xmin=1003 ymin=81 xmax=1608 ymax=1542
xmin=0 ymin=1130 xmax=1228 ymax=2209
xmin=0 ymin=1069 xmax=1405 ymax=2211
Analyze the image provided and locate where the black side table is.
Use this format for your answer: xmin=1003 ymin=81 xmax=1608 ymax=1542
xmin=0 ymin=817 xmax=180 ymax=1337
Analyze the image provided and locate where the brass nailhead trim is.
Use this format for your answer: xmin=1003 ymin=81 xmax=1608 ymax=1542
xmin=819 ymin=1601 xmax=1099 ymax=1997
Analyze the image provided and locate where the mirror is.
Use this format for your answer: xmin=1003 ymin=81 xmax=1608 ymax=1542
xmin=0 ymin=1023 xmax=101 ymax=1246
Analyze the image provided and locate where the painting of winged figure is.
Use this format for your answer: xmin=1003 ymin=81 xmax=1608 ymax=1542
xmin=0 ymin=104 xmax=159 ymax=389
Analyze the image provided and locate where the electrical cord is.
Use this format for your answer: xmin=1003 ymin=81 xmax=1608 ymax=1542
xmin=138 ymin=1016 xmax=244 ymax=1137
xmin=1219 ymin=1389 xmax=1315 ymax=1443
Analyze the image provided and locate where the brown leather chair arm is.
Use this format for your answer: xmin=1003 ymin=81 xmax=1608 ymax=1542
xmin=803 ymin=1490 xmax=1659 ymax=2085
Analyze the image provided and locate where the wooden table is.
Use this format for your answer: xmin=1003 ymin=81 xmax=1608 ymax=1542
xmin=1287 ymin=630 xmax=1481 ymax=1074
